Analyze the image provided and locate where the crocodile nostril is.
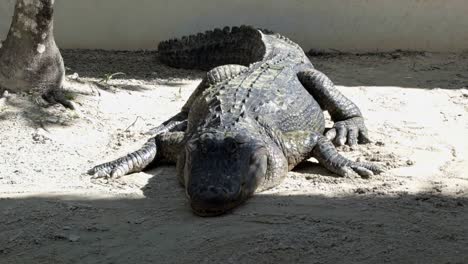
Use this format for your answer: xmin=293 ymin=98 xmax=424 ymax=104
xmin=199 ymin=186 xmax=208 ymax=194
xmin=208 ymin=185 xmax=219 ymax=194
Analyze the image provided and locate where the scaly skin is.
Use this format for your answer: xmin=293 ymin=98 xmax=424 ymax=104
xmin=89 ymin=26 xmax=383 ymax=216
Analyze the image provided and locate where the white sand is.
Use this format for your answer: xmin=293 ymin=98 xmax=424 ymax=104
xmin=0 ymin=50 xmax=467 ymax=263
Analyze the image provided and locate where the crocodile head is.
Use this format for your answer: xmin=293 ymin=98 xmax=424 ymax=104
xmin=183 ymin=131 xmax=268 ymax=216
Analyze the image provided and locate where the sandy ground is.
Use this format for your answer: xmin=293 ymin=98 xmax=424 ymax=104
xmin=0 ymin=50 xmax=467 ymax=264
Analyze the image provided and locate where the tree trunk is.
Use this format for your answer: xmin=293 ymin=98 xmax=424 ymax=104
xmin=0 ymin=0 xmax=64 ymax=98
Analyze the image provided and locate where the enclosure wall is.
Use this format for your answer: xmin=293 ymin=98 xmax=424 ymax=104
xmin=1 ymin=0 xmax=467 ymax=51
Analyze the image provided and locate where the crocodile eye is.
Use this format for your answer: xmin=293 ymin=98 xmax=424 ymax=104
xmin=225 ymin=138 xmax=237 ymax=154
xmin=202 ymin=138 xmax=216 ymax=154
xmin=234 ymin=133 xmax=250 ymax=144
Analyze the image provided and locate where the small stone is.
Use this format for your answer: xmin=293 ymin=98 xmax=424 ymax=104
xmin=68 ymin=72 xmax=79 ymax=80
xmin=67 ymin=205 xmax=79 ymax=211
xmin=406 ymin=160 xmax=415 ymax=166
xmin=37 ymin=44 xmax=46 ymax=54
xmin=354 ymin=188 xmax=367 ymax=194
xmin=391 ymin=53 xmax=401 ymax=59
xmin=341 ymin=145 xmax=351 ymax=152
xmin=68 ymin=234 xmax=80 ymax=242
xmin=32 ymin=132 xmax=50 ymax=144
xmin=127 ymin=218 xmax=146 ymax=225
xmin=1 ymin=90 xmax=9 ymax=98
xmin=46 ymin=117 xmax=60 ymax=124
xmin=53 ymin=233 xmax=67 ymax=240
xmin=375 ymin=141 xmax=385 ymax=146
xmin=461 ymin=89 xmax=468 ymax=97
xmin=86 ymin=225 xmax=110 ymax=232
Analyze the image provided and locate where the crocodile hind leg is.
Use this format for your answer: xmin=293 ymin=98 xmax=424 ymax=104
xmin=282 ymin=131 xmax=382 ymax=178
xmin=297 ymin=69 xmax=371 ymax=146
xmin=89 ymin=132 xmax=185 ymax=179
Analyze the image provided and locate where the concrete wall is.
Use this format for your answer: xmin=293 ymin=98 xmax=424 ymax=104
xmin=1 ymin=0 xmax=467 ymax=52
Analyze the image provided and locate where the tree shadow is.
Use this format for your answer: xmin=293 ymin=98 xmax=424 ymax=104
xmin=61 ymin=49 xmax=467 ymax=91
xmin=1 ymin=185 xmax=466 ymax=263
xmin=0 ymin=94 xmax=78 ymax=129
xmin=309 ymin=51 xmax=468 ymax=90
xmin=1 ymin=48 xmax=467 ymax=263
xmin=293 ymin=160 xmax=340 ymax=178
xmin=0 ymin=49 xmax=204 ymax=129
xmin=139 ymin=160 xmax=343 ymax=201
xmin=90 ymin=80 xmax=190 ymax=93
xmin=61 ymin=49 xmax=204 ymax=82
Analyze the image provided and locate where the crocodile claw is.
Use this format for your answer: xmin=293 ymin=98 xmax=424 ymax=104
xmin=88 ymin=162 xmax=123 ymax=179
xmin=325 ymin=117 xmax=371 ymax=146
xmin=338 ymin=162 xmax=384 ymax=179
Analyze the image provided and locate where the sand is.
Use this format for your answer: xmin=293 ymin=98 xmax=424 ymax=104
xmin=0 ymin=50 xmax=467 ymax=264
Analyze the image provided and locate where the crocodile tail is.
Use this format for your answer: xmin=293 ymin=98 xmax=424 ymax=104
xmin=158 ymin=25 xmax=267 ymax=70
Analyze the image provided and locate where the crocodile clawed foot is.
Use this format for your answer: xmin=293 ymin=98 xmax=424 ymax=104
xmin=313 ymin=136 xmax=384 ymax=179
xmin=325 ymin=117 xmax=371 ymax=146
xmin=338 ymin=161 xmax=384 ymax=179
xmin=88 ymin=138 xmax=158 ymax=181
xmin=88 ymin=164 xmax=111 ymax=179
xmin=88 ymin=159 xmax=131 ymax=180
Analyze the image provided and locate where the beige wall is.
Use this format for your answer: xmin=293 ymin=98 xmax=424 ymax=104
xmin=1 ymin=0 xmax=467 ymax=52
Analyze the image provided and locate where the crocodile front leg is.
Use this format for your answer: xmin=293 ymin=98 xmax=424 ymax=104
xmin=312 ymin=135 xmax=383 ymax=178
xmin=281 ymin=131 xmax=381 ymax=178
xmin=90 ymin=64 xmax=249 ymax=179
xmin=88 ymin=131 xmax=185 ymax=179
xmin=298 ymin=69 xmax=371 ymax=146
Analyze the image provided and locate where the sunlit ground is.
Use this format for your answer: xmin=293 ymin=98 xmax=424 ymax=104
xmin=0 ymin=51 xmax=467 ymax=263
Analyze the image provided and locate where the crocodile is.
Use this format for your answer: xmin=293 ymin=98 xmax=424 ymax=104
xmin=89 ymin=26 xmax=382 ymax=216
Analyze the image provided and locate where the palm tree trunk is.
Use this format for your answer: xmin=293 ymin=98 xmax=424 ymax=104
xmin=0 ymin=0 xmax=65 ymax=98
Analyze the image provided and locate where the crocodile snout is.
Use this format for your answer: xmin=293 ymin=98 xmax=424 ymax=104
xmin=187 ymin=183 xmax=241 ymax=216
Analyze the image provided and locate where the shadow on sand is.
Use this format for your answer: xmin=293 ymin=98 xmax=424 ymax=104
xmin=62 ymin=49 xmax=468 ymax=91
xmin=309 ymin=52 xmax=468 ymax=90
xmin=1 ymin=166 xmax=467 ymax=264
xmin=62 ymin=49 xmax=204 ymax=82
